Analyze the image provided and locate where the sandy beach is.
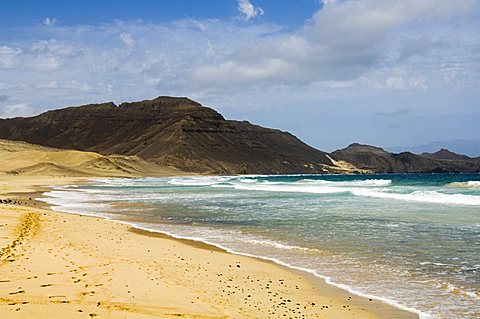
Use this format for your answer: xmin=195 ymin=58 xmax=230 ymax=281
xmin=0 ymin=175 xmax=418 ymax=319
xmin=0 ymin=140 xmax=418 ymax=318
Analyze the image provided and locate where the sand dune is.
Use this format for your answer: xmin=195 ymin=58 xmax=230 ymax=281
xmin=0 ymin=139 xmax=185 ymax=178
xmin=7 ymin=163 xmax=88 ymax=177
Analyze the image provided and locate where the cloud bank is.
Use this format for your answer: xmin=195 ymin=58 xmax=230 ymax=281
xmin=194 ymin=0 xmax=480 ymax=90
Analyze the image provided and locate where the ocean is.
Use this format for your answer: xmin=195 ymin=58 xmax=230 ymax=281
xmin=40 ymin=173 xmax=480 ymax=318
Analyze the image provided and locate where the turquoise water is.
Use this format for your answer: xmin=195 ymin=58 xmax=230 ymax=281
xmin=41 ymin=174 xmax=480 ymax=318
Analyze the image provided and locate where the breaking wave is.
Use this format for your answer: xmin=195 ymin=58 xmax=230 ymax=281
xmin=446 ymin=181 xmax=480 ymax=189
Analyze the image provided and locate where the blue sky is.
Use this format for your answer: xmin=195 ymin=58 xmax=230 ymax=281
xmin=1 ymin=0 xmax=479 ymax=152
xmin=0 ymin=0 xmax=320 ymax=28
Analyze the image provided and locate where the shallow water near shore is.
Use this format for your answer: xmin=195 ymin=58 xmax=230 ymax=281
xmin=41 ymin=173 xmax=480 ymax=319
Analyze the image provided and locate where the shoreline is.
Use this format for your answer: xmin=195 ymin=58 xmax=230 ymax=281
xmin=0 ymin=176 xmax=420 ymax=318
xmin=128 ymin=224 xmax=427 ymax=319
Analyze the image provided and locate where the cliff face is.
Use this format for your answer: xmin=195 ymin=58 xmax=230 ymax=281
xmin=0 ymin=97 xmax=334 ymax=174
xmin=332 ymin=143 xmax=480 ymax=173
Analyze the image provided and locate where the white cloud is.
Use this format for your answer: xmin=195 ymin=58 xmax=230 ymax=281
xmin=364 ymin=67 xmax=427 ymax=91
xmin=192 ymin=0 xmax=480 ymax=91
xmin=0 ymin=46 xmax=21 ymax=68
xmin=237 ymin=0 xmax=264 ymax=21
xmin=0 ymin=19 xmax=278 ymax=112
xmin=36 ymin=81 xmax=58 ymax=89
xmin=120 ymin=32 xmax=135 ymax=47
xmin=31 ymin=39 xmax=76 ymax=57
xmin=31 ymin=56 xmax=62 ymax=71
xmin=0 ymin=103 xmax=33 ymax=118
xmin=44 ymin=17 xmax=56 ymax=26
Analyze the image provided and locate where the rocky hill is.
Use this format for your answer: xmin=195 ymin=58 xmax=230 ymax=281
xmin=0 ymin=97 xmax=339 ymax=174
xmin=422 ymin=149 xmax=471 ymax=161
xmin=332 ymin=143 xmax=480 ymax=173
xmin=1 ymin=97 xmax=478 ymax=174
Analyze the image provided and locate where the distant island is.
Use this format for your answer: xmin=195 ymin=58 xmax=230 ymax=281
xmin=1 ymin=96 xmax=479 ymax=174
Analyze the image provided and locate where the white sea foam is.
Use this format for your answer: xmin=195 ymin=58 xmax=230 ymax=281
xmin=239 ymin=178 xmax=257 ymax=184
xmin=351 ymin=189 xmax=480 ymax=206
xmin=207 ymin=178 xmax=480 ymax=206
xmin=434 ymin=281 xmax=480 ymax=300
xmin=446 ymin=181 xmax=480 ymax=189
xmin=232 ymin=183 xmax=350 ymax=194
xmin=43 ymin=190 xmax=102 ymax=201
xmin=298 ymin=179 xmax=392 ymax=187
xmin=38 ymin=194 xmax=112 ymax=218
xmin=385 ymin=223 xmax=400 ymax=228
xmin=168 ymin=176 xmax=393 ymax=189
xmin=167 ymin=176 xmax=233 ymax=186
xmin=45 ymin=178 xmax=480 ymax=207
xmin=239 ymin=238 xmax=320 ymax=252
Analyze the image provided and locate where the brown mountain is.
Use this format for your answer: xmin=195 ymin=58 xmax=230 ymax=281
xmin=0 ymin=96 xmax=339 ymax=174
xmin=423 ymin=149 xmax=471 ymax=161
xmin=2 ymin=97 xmax=478 ymax=174
xmin=332 ymin=143 xmax=480 ymax=173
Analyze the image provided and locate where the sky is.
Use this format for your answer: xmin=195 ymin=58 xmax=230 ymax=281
xmin=0 ymin=0 xmax=479 ymax=152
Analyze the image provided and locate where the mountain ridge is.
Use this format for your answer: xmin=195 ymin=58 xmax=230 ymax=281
xmin=332 ymin=143 xmax=479 ymax=173
xmin=0 ymin=96 xmax=340 ymax=174
xmin=1 ymin=97 xmax=479 ymax=174
xmin=387 ymin=140 xmax=480 ymax=158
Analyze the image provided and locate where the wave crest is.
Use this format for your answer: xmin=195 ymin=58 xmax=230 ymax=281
xmin=445 ymin=181 xmax=480 ymax=189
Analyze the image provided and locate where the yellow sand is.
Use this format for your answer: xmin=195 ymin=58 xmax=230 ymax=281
xmin=0 ymin=139 xmax=186 ymax=178
xmin=0 ymin=140 xmax=418 ymax=318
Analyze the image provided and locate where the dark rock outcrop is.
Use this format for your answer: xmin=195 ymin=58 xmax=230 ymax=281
xmin=332 ymin=143 xmax=480 ymax=173
xmin=0 ymin=96 xmax=333 ymax=174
